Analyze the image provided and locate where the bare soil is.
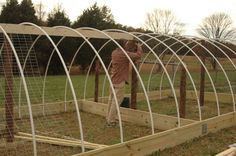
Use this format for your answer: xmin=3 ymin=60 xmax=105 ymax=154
xmin=0 ymin=111 xmax=154 ymax=156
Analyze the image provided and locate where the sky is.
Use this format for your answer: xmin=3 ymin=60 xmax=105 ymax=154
xmin=2 ymin=0 xmax=236 ymax=35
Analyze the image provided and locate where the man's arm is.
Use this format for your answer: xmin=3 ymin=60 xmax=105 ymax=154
xmin=126 ymin=44 xmax=143 ymax=60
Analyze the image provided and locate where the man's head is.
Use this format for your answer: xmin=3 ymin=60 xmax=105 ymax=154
xmin=124 ymin=40 xmax=137 ymax=52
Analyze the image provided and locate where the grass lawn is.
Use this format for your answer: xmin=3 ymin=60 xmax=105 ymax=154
xmin=0 ymin=71 xmax=235 ymax=106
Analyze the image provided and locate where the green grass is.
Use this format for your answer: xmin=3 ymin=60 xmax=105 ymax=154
xmin=0 ymin=74 xmax=111 ymax=107
xmin=0 ymin=71 xmax=235 ymax=108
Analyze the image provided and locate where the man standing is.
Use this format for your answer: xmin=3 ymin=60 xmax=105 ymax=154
xmin=106 ymin=40 xmax=143 ymax=127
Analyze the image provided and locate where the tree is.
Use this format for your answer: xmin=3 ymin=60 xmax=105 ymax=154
xmin=197 ymin=13 xmax=236 ymax=41
xmin=0 ymin=0 xmax=37 ymax=24
xmin=72 ymin=2 xmax=115 ymax=29
xmin=0 ymin=0 xmax=21 ymax=23
xmin=47 ymin=4 xmax=71 ymax=27
xmin=72 ymin=3 xmax=117 ymax=72
xmin=35 ymin=1 xmax=46 ymax=25
xmin=19 ymin=0 xmax=37 ymax=23
xmin=197 ymin=13 xmax=236 ymax=83
xmin=38 ymin=5 xmax=72 ymax=74
xmin=144 ymin=9 xmax=185 ymax=35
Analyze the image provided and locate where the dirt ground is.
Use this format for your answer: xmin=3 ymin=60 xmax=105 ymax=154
xmin=0 ymin=98 xmax=235 ymax=156
xmin=0 ymin=111 xmax=154 ymax=156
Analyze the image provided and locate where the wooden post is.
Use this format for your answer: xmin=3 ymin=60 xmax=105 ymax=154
xmin=131 ymin=62 xmax=138 ymax=109
xmin=179 ymin=65 xmax=186 ymax=118
xmin=200 ymin=56 xmax=205 ymax=106
xmin=94 ymin=59 xmax=99 ymax=102
xmin=3 ymin=36 xmax=14 ymax=142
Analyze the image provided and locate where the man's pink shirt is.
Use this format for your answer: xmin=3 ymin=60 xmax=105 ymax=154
xmin=111 ymin=48 xmax=142 ymax=85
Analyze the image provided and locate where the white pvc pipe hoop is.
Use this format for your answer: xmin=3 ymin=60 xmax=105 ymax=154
xmin=20 ymin=22 xmax=85 ymax=152
xmin=65 ymin=39 xmax=111 ymax=105
xmin=18 ymin=34 xmax=73 ymax=155
xmin=67 ymin=39 xmax=110 ymax=108
xmin=172 ymin=42 xmax=210 ymax=97
xmin=182 ymin=36 xmax=235 ymax=115
xmin=100 ymin=36 xmax=152 ymax=100
xmin=152 ymin=34 xmax=221 ymax=116
xmin=196 ymin=38 xmax=236 ymax=111
xmin=137 ymin=36 xmax=168 ymax=100
xmin=158 ymin=39 xmax=191 ymax=98
xmin=100 ymin=28 xmax=156 ymax=132
xmin=142 ymin=36 xmax=194 ymax=96
xmin=168 ymin=41 xmax=216 ymax=97
xmin=136 ymin=33 xmax=164 ymax=73
xmin=97 ymin=36 xmax=161 ymax=115
xmin=105 ymin=29 xmax=181 ymax=127
xmin=99 ymin=37 xmax=149 ymax=99
xmin=72 ymin=26 xmax=126 ymax=141
xmin=83 ymin=39 xmax=112 ymax=100
xmin=17 ymin=33 xmax=67 ymax=117
xmin=136 ymin=34 xmax=182 ymax=96
xmin=20 ymin=35 xmax=66 ymax=116
xmin=54 ymin=26 xmax=126 ymax=143
xmin=65 ymin=39 xmax=89 ymax=110
xmin=130 ymin=32 xmax=184 ymax=125
xmin=145 ymin=37 xmax=200 ymax=103
xmin=209 ymin=39 xmax=236 ymax=96
xmin=169 ymin=35 xmax=235 ymax=115
xmin=138 ymin=34 xmax=183 ymax=91
xmin=51 ymin=25 xmax=131 ymax=142
xmin=134 ymin=34 xmax=174 ymax=96
xmin=0 ymin=26 xmax=37 ymax=156
xmin=171 ymin=38 xmax=236 ymax=108
xmin=134 ymin=33 xmax=202 ymax=121
xmin=88 ymin=37 xmax=159 ymax=105
xmin=42 ymin=36 xmax=65 ymax=115
xmin=171 ymin=43 xmax=198 ymax=87
xmin=126 ymin=33 xmax=173 ymax=98
xmin=156 ymin=37 xmax=221 ymax=120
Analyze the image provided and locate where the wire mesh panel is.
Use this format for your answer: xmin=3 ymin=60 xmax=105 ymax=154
xmin=0 ymin=33 xmax=83 ymax=156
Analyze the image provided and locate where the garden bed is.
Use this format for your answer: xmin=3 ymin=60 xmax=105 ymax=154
xmin=0 ymin=111 xmax=154 ymax=156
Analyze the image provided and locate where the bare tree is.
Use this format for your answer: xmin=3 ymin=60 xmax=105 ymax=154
xmin=197 ymin=13 xmax=236 ymax=41
xmin=35 ymin=1 xmax=46 ymax=23
xmin=197 ymin=13 xmax=236 ymax=83
xmin=144 ymin=9 xmax=185 ymax=35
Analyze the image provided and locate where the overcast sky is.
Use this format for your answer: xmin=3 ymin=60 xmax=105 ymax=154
xmin=2 ymin=0 xmax=236 ymax=35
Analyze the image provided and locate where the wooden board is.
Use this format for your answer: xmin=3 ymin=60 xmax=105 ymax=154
xmin=0 ymin=23 xmax=133 ymax=40
xmin=0 ymin=97 xmax=194 ymax=131
xmin=87 ymin=90 xmax=171 ymax=103
xmin=0 ymin=101 xmax=76 ymax=122
xmin=171 ymin=90 xmax=236 ymax=104
xmin=216 ymin=147 xmax=236 ymax=156
xmin=15 ymin=132 xmax=108 ymax=149
xmin=81 ymin=100 xmax=195 ymax=130
xmin=73 ymin=112 xmax=236 ymax=156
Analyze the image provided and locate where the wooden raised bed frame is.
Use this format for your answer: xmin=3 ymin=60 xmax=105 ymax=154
xmin=0 ymin=91 xmax=235 ymax=156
